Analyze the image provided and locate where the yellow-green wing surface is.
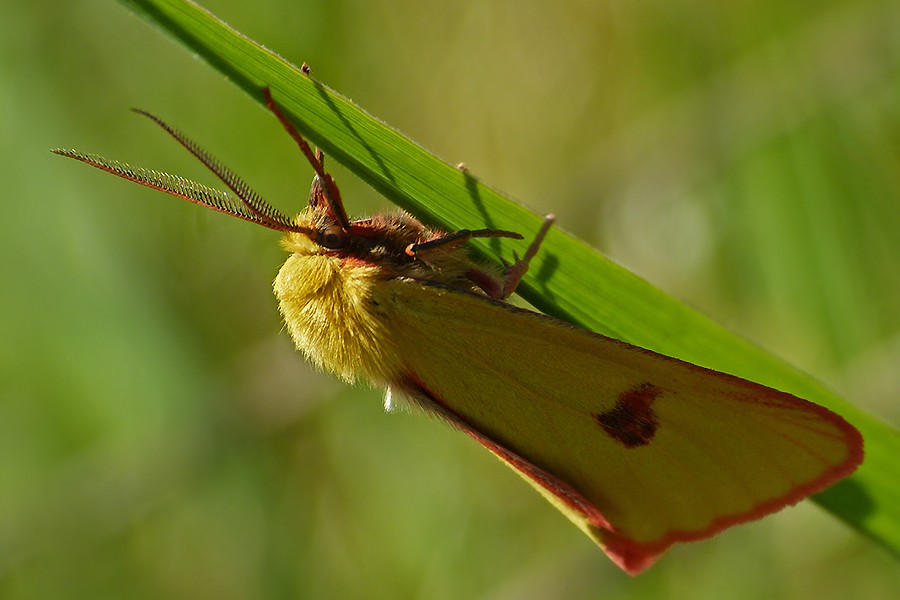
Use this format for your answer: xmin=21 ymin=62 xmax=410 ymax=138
xmin=381 ymin=280 xmax=863 ymax=574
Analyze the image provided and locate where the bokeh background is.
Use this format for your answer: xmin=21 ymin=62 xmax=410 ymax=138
xmin=3 ymin=0 xmax=899 ymax=598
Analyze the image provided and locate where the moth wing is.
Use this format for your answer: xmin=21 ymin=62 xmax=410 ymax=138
xmin=379 ymin=279 xmax=863 ymax=574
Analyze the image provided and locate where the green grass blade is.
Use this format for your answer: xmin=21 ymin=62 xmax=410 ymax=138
xmin=119 ymin=0 xmax=899 ymax=557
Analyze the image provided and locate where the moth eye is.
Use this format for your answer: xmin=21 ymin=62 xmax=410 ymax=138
xmin=320 ymin=225 xmax=348 ymax=249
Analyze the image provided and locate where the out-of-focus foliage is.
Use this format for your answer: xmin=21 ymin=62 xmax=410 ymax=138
xmin=2 ymin=1 xmax=898 ymax=598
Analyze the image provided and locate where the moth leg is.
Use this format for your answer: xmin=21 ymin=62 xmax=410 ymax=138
xmin=405 ymin=227 xmax=522 ymax=257
xmin=261 ymin=87 xmax=351 ymax=231
xmin=406 ymin=228 xmax=521 ymax=298
xmin=261 ymin=87 xmax=323 ymax=178
xmin=407 ymin=216 xmax=554 ymax=299
xmin=499 ymin=214 xmax=555 ymax=298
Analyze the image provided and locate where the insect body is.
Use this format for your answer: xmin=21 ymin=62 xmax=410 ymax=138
xmin=53 ymin=89 xmax=863 ymax=574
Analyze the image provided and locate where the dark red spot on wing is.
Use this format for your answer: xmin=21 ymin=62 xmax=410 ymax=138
xmin=595 ymin=382 xmax=663 ymax=448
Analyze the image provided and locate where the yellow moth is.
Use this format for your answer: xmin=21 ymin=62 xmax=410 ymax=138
xmin=53 ymin=89 xmax=863 ymax=575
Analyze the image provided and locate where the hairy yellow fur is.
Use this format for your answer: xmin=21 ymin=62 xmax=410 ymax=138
xmin=274 ymin=229 xmax=404 ymax=384
xmin=273 ymin=253 xmax=401 ymax=384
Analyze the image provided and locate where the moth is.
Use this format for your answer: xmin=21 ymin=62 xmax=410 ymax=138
xmin=53 ymin=88 xmax=863 ymax=574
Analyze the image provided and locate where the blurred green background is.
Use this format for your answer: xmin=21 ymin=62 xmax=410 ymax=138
xmin=3 ymin=0 xmax=899 ymax=598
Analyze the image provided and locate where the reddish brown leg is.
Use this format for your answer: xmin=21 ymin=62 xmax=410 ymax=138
xmin=412 ymin=216 xmax=554 ymax=299
xmin=500 ymin=214 xmax=555 ymax=298
xmin=261 ymin=87 xmax=351 ymax=230
xmin=405 ymin=228 xmax=523 ymax=257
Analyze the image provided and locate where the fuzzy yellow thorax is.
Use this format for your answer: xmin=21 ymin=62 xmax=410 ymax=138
xmin=274 ymin=231 xmax=404 ymax=385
